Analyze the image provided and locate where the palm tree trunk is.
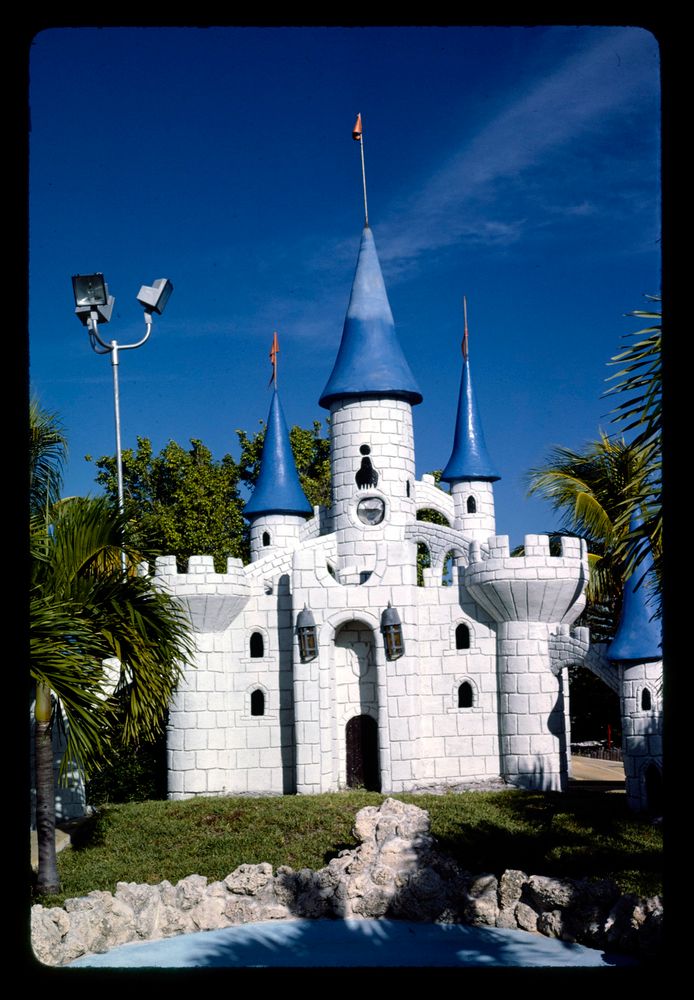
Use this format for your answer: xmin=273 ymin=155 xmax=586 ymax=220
xmin=34 ymin=681 xmax=60 ymax=895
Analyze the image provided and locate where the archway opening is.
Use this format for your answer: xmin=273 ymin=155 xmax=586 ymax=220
xmin=417 ymin=542 xmax=430 ymax=587
xmin=568 ymin=665 xmax=621 ymax=745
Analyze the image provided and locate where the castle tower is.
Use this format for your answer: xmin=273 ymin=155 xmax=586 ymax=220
xmin=319 ymin=226 xmax=422 ymax=570
xmin=244 ymin=388 xmax=313 ymax=561
xmin=607 ymin=524 xmax=663 ymax=814
xmin=466 ymin=534 xmax=588 ymax=792
xmin=441 ymin=308 xmax=499 ymax=543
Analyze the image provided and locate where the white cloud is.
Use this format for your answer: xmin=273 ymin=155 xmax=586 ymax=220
xmin=375 ymin=27 xmax=659 ymax=271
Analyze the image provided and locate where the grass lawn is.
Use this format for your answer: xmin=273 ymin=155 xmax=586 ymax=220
xmin=36 ymin=787 xmax=662 ymax=908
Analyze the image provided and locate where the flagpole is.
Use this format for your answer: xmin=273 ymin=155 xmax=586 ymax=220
xmin=353 ymin=112 xmax=369 ymax=227
xmin=360 ymin=133 xmax=369 ymax=227
xmin=462 ymin=296 xmax=469 ymax=360
xmin=269 ymin=331 xmax=279 ymax=389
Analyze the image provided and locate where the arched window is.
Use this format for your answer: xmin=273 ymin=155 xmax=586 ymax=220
xmin=250 ymin=689 xmax=265 ymax=716
xmin=641 ymin=687 xmax=652 ymax=711
xmin=455 ymin=623 xmax=470 ymax=650
xmin=458 ymin=682 xmax=474 ymax=708
xmin=467 ymin=495 xmax=477 ymax=514
xmin=249 ymin=632 xmax=264 ymax=658
xmin=262 ymin=531 xmax=271 ymax=547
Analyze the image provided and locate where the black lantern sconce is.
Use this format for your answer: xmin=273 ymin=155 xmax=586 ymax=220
xmin=381 ymin=602 xmax=404 ymax=660
xmin=297 ymin=605 xmax=318 ymax=662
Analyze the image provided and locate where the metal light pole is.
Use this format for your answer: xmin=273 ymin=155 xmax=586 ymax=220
xmin=71 ymin=273 xmax=173 ymax=569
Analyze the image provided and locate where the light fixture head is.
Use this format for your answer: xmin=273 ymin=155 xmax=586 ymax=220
xmin=72 ymin=273 xmax=114 ymax=326
xmin=137 ymin=278 xmax=173 ymax=315
xmin=72 ymin=273 xmax=107 ymax=308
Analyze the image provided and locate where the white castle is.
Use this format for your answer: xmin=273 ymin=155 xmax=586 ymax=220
xmin=154 ymin=226 xmax=662 ymax=813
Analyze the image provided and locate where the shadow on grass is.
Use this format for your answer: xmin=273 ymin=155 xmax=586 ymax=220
xmin=425 ymin=789 xmax=662 ymax=895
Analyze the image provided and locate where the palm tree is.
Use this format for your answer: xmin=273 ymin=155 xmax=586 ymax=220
xmin=526 ymin=433 xmax=656 ymax=639
xmin=30 ymin=401 xmax=194 ymax=895
xmin=604 ymin=297 xmax=662 ymax=602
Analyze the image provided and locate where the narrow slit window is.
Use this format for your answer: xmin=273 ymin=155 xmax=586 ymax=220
xmin=250 ymin=632 xmax=264 ymax=658
xmin=250 ymin=689 xmax=265 ymax=716
xmin=455 ymin=623 xmax=470 ymax=650
xmin=458 ymin=682 xmax=473 ymax=709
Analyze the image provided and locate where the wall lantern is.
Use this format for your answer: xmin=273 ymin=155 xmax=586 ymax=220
xmin=381 ymin=602 xmax=404 ymax=660
xmin=296 ymin=605 xmax=318 ymax=662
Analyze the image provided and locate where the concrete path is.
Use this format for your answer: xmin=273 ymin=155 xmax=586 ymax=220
xmin=570 ymin=756 xmax=625 ymax=790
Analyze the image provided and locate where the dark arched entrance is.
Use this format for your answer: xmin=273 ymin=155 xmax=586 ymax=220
xmin=345 ymin=714 xmax=380 ymax=791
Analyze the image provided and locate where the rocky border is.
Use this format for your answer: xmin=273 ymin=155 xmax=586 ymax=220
xmin=31 ymin=798 xmax=661 ymax=966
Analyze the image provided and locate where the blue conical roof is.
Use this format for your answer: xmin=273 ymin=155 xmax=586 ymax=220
xmin=607 ymin=516 xmax=662 ymax=662
xmin=319 ymin=227 xmax=422 ymax=409
xmin=244 ymin=390 xmax=313 ymax=519
xmin=441 ymin=351 xmax=500 ymax=483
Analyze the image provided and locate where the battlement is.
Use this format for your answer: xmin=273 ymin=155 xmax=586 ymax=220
xmin=483 ymin=534 xmax=585 ymax=560
xmin=464 ymin=534 xmax=588 ymax=624
xmin=153 ymin=555 xmax=250 ymax=633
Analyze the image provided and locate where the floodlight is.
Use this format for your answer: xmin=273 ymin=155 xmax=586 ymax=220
xmin=72 ymin=273 xmax=107 ymax=308
xmin=136 ymin=278 xmax=173 ymax=315
xmin=74 ymin=293 xmax=115 ymax=327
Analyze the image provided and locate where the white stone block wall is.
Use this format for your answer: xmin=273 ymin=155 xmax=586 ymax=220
xmin=249 ymin=513 xmax=307 ymax=562
xmin=409 ymin=584 xmax=501 ymax=787
xmin=620 ymin=659 xmax=663 ymax=813
xmin=450 ymin=479 xmax=496 ymax=543
xmin=496 ymin=621 xmax=568 ymax=792
xmin=329 ymin=398 xmax=416 ymax=565
xmin=163 ymin=518 xmax=594 ymax=799
xmin=167 ymin=568 xmax=296 ymax=798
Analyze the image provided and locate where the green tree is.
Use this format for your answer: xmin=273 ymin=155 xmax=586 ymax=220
xmin=604 ymin=297 xmax=662 ymax=602
xmin=92 ymin=421 xmax=331 ymax=570
xmin=31 ymin=403 xmax=194 ymax=895
xmin=90 ymin=437 xmax=246 ymax=571
xmin=526 ymin=433 xmax=654 ymax=640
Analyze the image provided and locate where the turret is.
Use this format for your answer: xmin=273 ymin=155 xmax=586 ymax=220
xmin=244 ymin=388 xmax=312 ymax=561
xmin=319 ymin=226 xmax=422 ymax=563
xmin=607 ymin=519 xmax=663 ymax=814
xmin=441 ymin=305 xmax=499 ymax=543
xmin=465 ymin=534 xmax=588 ymax=792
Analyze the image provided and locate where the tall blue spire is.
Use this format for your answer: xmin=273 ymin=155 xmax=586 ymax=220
xmin=607 ymin=516 xmax=662 ymax=662
xmin=441 ymin=339 xmax=500 ymax=484
xmin=244 ymin=390 xmax=313 ymax=519
xmin=319 ymin=227 xmax=422 ymax=409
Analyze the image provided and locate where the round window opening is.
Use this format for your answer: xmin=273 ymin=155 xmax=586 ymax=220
xmin=357 ymin=497 xmax=385 ymax=525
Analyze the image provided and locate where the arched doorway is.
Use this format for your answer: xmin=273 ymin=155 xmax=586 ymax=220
xmin=345 ymin=715 xmax=380 ymax=791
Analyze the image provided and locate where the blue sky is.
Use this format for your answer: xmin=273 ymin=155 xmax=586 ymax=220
xmin=29 ymin=25 xmax=660 ymax=549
